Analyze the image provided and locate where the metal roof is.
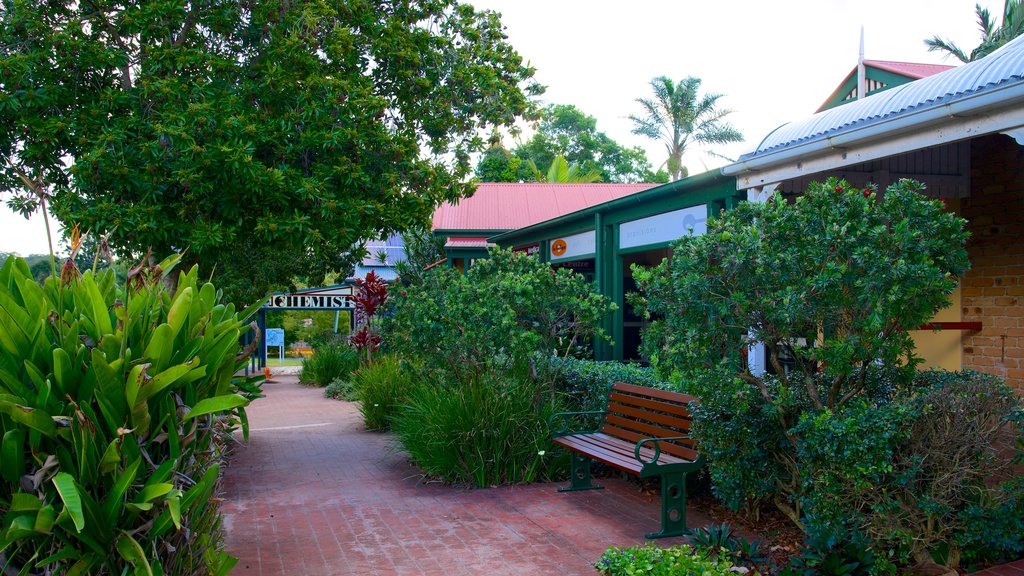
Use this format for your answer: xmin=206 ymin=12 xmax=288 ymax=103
xmin=738 ymin=35 xmax=1024 ymax=162
xmin=864 ymin=60 xmax=955 ymax=79
xmin=432 ymin=183 xmax=657 ymax=233
xmin=444 ymin=237 xmax=491 ymax=249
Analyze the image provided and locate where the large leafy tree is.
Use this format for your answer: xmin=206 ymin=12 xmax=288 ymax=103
xmin=0 ymin=1 xmax=541 ymax=303
xmin=475 ymin=104 xmax=665 ymax=183
xmin=629 ymin=76 xmax=743 ymax=181
xmin=926 ymin=0 xmax=1024 ymax=62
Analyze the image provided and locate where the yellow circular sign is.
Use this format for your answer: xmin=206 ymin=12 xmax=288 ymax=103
xmin=551 ymin=239 xmax=568 ymax=257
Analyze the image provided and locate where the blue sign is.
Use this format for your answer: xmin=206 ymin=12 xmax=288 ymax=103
xmin=265 ymin=328 xmax=285 ymax=347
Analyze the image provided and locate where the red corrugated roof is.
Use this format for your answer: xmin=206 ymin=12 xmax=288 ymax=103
xmin=432 ymin=183 xmax=657 ymax=232
xmin=863 ymin=60 xmax=955 ymax=79
xmin=444 ymin=237 xmax=491 ymax=248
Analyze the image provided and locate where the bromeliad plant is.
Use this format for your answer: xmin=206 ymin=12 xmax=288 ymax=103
xmin=0 ymin=254 xmax=261 ymax=575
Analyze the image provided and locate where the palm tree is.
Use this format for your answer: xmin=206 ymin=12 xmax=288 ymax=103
xmin=525 ymin=155 xmax=602 ymax=183
xmin=629 ymin=76 xmax=743 ymax=181
xmin=925 ymin=0 xmax=1024 ymax=62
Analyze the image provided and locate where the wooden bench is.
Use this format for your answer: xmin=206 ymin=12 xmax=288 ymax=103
xmin=549 ymin=382 xmax=704 ymax=539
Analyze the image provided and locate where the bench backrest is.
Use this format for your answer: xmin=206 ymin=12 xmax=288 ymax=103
xmin=602 ymin=382 xmax=698 ymax=462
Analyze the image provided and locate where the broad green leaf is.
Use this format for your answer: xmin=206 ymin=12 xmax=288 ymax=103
xmin=52 ymin=347 xmax=73 ymax=396
xmin=11 ymin=492 xmax=42 ymax=512
xmin=137 ymin=362 xmax=195 ymax=404
xmin=116 ymin=532 xmax=154 ymax=576
xmin=52 ymin=472 xmax=86 ymax=532
xmin=1 ymin=429 xmax=25 ymax=481
xmin=183 ymin=394 xmax=248 ymax=420
xmin=143 ymin=323 xmax=174 ymax=372
xmin=210 ymin=551 xmax=239 ymax=576
xmin=98 ymin=438 xmax=121 ymax=475
xmin=102 ymin=457 xmax=142 ymax=525
xmin=166 ymin=287 xmax=193 ymax=339
xmin=135 ymin=483 xmax=173 ymax=503
xmin=81 ymin=274 xmax=113 ymax=336
xmin=0 ymin=396 xmax=56 ymax=438
xmin=166 ymin=489 xmax=182 ymax=530
xmin=34 ymin=504 xmax=56 ymax=534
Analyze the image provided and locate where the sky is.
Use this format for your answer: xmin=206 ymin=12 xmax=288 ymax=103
xmin=0 ymin=0 xmax=988 ymax=256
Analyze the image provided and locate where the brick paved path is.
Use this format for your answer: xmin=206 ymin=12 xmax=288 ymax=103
xmin=221 ymin=373 xmax=714 ymax=576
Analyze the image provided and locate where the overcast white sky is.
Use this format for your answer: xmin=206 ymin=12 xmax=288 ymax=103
xmin=1 ymin=0 xmax=987 ymax=256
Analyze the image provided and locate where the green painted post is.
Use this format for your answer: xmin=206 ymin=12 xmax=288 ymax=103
xmin=594 ymin=213 xmax=609 ymax=361
xmin=611 ymin=224 xmax=624 ymax=362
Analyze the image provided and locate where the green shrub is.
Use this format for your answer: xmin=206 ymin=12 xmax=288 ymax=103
xmin=385 ymin=247 xmax=612 ymax=399
xmin=299 ymin=341 xmax=358 ymax=387
xmin=595 ymin=544 xmax=737 ymax=576
xmin=794 ymin=370 xmax=1022 ymax=568
xmin=0 ymin=255 xmax=260 ymax=575
xmin=351 ymin=356 xmax=412 ymax=430
xmin=632 ymin=178 xmax=969 ymax=531
xmin=384 ymin=248 xmax=611 ymax=484
xmin=545 ymin=356 xmax=668 ymax=412
xmin=391 ymin=373 xmax=563 ymax=486
xmin=323 ymin=377 xmax=355 ymax=401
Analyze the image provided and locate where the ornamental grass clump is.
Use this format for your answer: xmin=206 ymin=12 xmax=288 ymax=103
xmin=351 ymin=355 xmax=411 ymax=430
xmin=0 ymin=255 xmax=261 ymax=575
xmin=299 ymin=341 xmax=358 ymax=387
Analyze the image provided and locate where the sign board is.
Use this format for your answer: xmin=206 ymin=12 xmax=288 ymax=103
xmin=263 ymin=284 xmax=356 ymax=310
xmin=514 ymin=244 xmax=541 ymax=256
xmin=265 ymin=328 xmax=285 ymax=347
xmin=619 ymin=205 xmax=707 ymax=250
xmin=552 ymin=260 xmax=595 ymax=273
xmin=549 ymin=230 xmax=595 ymax=262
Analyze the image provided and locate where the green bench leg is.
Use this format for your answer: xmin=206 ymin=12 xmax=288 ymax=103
xmin=558 ymin=452 xmax=604 ymax=492
xmin=645 ymin=471 xmax=690 ymax=539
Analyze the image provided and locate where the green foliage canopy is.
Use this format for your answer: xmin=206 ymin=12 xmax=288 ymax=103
xmin=386 ymin=247 xmax=612 ymax=392
xmin=476 ymin=104 xmax=666 ymax=183
xmin=0 ymin=1 xmax=542 ymax=303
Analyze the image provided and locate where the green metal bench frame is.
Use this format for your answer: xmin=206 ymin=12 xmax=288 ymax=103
xmin=549 ymin=382 xmax=704 ymax=539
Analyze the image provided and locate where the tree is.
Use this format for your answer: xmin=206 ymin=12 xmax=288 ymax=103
xmin=476 ymin=104 xmax=665 ymax=183
xmin=926 ymin=0 xmax=1024 ymax=62
xmin=632 ymin=179 xmax=969 ymax=526
xmin=1 ymin=1 xmax=541 ymax=304
xmin=475 ymin=132 xmax=524 ymax=182
xmin=524 ymin=154 xmax=602 ymax=183
xmin=629 ymin=76 xmax=743 ymax=181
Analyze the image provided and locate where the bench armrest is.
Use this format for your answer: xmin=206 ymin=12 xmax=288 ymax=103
xmin=548 ymin=410 xmax=607 ymax=438
xmin=634 ymin=436 xmax=692 ymax=465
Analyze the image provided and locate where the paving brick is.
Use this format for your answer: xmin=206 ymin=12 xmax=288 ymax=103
xmin=222 ymin=374 xmax=716 ymax=575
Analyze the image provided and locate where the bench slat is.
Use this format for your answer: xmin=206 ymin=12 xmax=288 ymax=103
xmin=605 ymin=414 xmax=693 ymax=444
xmin=606 ymin=400 xmax=693 ymax=431
xmin=607 ymin=392 xmax=694 ymax=422
xmin=554 ymin=435 xmax=644 ymax=474
xmin=601 ymin=422 xmax=699 ymax=461
xmin=612 ymin=382 xmax=697 ymax=405
xmin=587 ymin=433 xmax=690 ymax=465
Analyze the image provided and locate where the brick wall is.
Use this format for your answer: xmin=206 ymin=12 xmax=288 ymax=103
xmin=961 ymin=133 xmax=1024 ymax=393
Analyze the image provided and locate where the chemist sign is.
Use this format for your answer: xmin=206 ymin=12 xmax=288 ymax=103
xmin=262 ymin=284 xmax=356 ymax=310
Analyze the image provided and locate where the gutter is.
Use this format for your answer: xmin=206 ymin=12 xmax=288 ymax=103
xmin=722 ymin=79 xmax=1024 ymax=177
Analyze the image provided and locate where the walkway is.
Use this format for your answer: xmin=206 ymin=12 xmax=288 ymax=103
xmin=221 ymin=373 xmax=714 ymax=576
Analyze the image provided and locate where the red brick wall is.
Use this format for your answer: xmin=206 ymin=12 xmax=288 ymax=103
xmin=961 ymin=134 xmax=1024 ymax=393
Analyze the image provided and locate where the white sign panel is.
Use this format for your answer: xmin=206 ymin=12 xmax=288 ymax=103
xmin=549 ymin=230 xmax=596 ymax=262
xmin=619 ymin=205 xmax=708 ymax=250
xmin=263 ymin=285 xmax=355 ymax=309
